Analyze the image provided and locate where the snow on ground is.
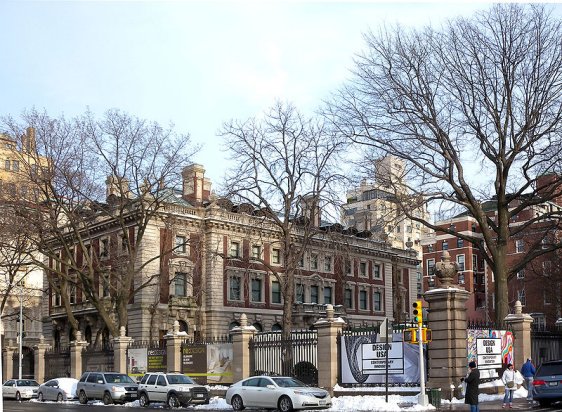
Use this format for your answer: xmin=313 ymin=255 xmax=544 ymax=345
xmin=31 ymin=380 xmax=530 ymax=411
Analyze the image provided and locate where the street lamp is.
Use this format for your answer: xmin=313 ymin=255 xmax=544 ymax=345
xmin=18 ymin=281 xmax=23 ymax=379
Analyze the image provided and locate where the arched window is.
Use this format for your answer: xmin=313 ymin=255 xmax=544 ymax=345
xmin=178 ymin=320 xmax=188 ymax=333
xmin=271 ymin=323 xmax=282 ymax=332
xmin=229 ymin=321 xmax=240 ymax=330
xmin=252 ymin=322 xmax=263 ymax=332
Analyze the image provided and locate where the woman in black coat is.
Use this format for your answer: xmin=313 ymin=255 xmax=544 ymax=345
xmin=464 ymin=361 xmax=480 ymax=412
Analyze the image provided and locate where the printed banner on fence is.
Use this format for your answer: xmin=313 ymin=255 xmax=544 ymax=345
xmin=340 ymin=332 xmax=424 ymax=384
xmin=181 ymin=343 xmax=233 ymax=385
xmin=476 ymin=338 xmax=502 ymax=370
xmin=127 ymin=348 xmax=148 ymax=376
xmin=467 ymin=329 xmax=513 ymax=368
xmin=147 ymin=348 xmax=167 ymax=372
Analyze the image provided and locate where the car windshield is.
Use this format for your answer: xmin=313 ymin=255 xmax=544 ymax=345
xmin=272 ymin=377 xmax=306 ymax=388
xmin=17 ymin=380 xmax=39 ymax=387
xmin=537 ymin=363 xmax=562 ymax=376
xmin=167 ymin=375 xmax=195 ymax=385
xmin=104 ymin=374 xmax=135 ymax=384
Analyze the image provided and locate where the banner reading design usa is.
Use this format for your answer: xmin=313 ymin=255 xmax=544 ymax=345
xmin=339 ymin=332 xmax=426 ymax=384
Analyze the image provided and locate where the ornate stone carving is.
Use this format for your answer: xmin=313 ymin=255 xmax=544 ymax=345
xmin=433 ymin=251 xmax=459 ymax=288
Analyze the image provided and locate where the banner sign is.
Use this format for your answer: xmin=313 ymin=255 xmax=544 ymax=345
xmin=361 ymin=342 xmax=404 ymax=374
xmin=181 ymin=343 xmax=233 ymax=385
xmin=467 ymin=329 xmax=513 ymax=367
xmin=340 ymin=332 xmax=424 ymax=384
xmin=147 ymin=348 xmax=167 ymax=372
xmin=476 ymin=338 xmax=502 ymax=369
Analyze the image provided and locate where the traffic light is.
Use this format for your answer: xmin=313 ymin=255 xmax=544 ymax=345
xmin=412 ymin=300 xmax=423 ymax=326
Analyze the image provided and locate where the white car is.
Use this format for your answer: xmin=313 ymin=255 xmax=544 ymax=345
xmin=2 ymin=379 xmax=40 ymax=401
xmin=225 ymin=376 xmax=331 ymax=412
xmin=38 ymin=378 xmax=79 ymax=402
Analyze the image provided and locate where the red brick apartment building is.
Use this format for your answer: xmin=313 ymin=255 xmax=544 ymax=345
xmin=422 ymin=175 xmax=562 ymax=328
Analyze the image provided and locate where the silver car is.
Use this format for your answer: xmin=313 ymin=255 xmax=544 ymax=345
xmin=38 ymin=378 xmax=78 ymax=402
xmin=226 ymin=376 xmax=331 ymax=412
xmin=76 ymin=372 xmax=137 ymax=405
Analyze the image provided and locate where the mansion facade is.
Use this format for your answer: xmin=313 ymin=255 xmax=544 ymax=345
xmin=43 ymin=164 xmax=419 ymax=347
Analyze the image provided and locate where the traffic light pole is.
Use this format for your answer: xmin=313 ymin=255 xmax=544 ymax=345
xmin=417 ymin=321 xmax=428 ymax=406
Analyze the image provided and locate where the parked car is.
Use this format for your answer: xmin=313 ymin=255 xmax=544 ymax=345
xmin=225 ymin=376 xmax=331 ymax=412
xmin=38 ymin=378 xmax=78 ymax=402
xmin=76 ymin=371 xmax=138 ymax=405
xmin=533 ymin=360 xmax=562 ymax=407
xmin=2 ymin=379 xmax=40 ymax=401
xmin=137 ymin=372 xmax=210 ymax=407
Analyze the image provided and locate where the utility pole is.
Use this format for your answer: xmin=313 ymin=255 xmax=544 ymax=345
xmin=18 ymin=281 xmax=23 ymax=379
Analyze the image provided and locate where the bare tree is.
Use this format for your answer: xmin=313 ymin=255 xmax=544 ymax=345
xmin=220 ymin=101 xmax=348 ymax=336
xmin=324 ymin=4 xmax=562 ymax=321
xmin=2 ymin=109 xmax=198 ymax=339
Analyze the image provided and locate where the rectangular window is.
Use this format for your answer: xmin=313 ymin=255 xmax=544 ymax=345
xmin=345 ymin=259 xmax=352 ymax=276
xmin=456 ymin=254 xmax=465 ymax=271
xmin=359 ymin=290 xmax=367 ymax=310
xmin=296 ymin=283 xmax=304 ymax=303
xmin=175 ymin=236 xmax=187 ymax=253
xmin=229 ymin=276 xmax=241 ymax=300
xmin=251 ymin=278 xmax=262 ymax=302
xmin=442 ymin=240 xmax=448 ymax=250
xmin=323 ymin=286 xmax=332 ymax=305
xmin=458 ymin=273 xmax=465 ymax=284
xmin=69 ymin=282 xmax=76 ymax=304
xmin=457 ymin=238 xmax=464 ymax=248
xmin=518 ymin=289 xmax=526 ymax=306
xmin=516 ymin=240 xmax=524 ymax=253
xmin=472 ymin=255 xmax=477 ymax=271
xmin=310 ymin=253 xmax=318 ymax=270
xmin=373 ymin=291 xmax=382 ymax=311
xmin=100 ymin=273 xmax=110 ymax=297
xmin=344 ymin=288 xmax=353 ymax=309
xmin=426 ymin=259 xmax=435 ymax=276
xmin=324 ymin=256 xmax=332 ymax=272
xmin=544 ymin=290 xmax=551 ymax=305
xmin=174 ymin=272 xmax=187 ymax=296
xmin=4 ymin=159 xmax=10 ymax=171
xmin=251 ymin=245 xmax=261 ymax=260
xmin=230 ymin=241 xmax=240 ymax=258
xmin=121 ymin=234 xmax=129 ymax=253
xmin=12 ymin=160 xmax=19 ymax=172
xmin=543 ymin=261 xmax=552 ymax=276
xmin=517 ymin=270 xmax=525 ymax=279
xmin=360 ymin=261 xmax=367 ymax=277
xmin=271 ymin=281 xmax=281 ymax=304
xmin=310 ymin=285 xmax=319 ymax=304
xmin=53 ymin=289 xmax=62 ymax=307
xmin=100 ymin=238 xmax=109 ymax=258
xmin=373 ymin=264 xmax=381 ymax=279
xmin=428 ymin=244 xmax=434 ymax=252
xmin=272 ymin=248 xmax=281 ymax=264
xmin=298 ymin=254 xmax=304 ymax=268
xmin=541 ymin=238 xmax=548 ymax=249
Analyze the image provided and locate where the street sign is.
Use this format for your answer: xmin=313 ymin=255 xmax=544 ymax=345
xmin=361 ymin=342 xmax=404 ymax=374
xmin=476 ymin=338 xmax=502 ymax=369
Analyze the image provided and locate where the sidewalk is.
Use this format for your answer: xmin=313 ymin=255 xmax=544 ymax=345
xmin=438 ymin=398 xmax=546 ymax=410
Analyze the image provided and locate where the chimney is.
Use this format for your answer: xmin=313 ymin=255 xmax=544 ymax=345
xmin=182 ymin=164 xmax=211 ymax=205
xmin=21 ymin=127 xmax=36 ymax=153
xmin=300 ymin=194 xmax=321 ymax=227
xmin=106 ymin=175 xmax=131 ymax=199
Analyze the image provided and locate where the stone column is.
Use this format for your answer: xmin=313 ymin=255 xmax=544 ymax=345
xmin=505 ymin=300 xmax=533 ymax=369
xmin=33 ymin=335 xmax=51 ymax=383
xmin=69 ymin=331 xmax=88 ymax=379
xmin=314 ymin=304 xmax=345 ymax=395
xmin=3 ymin=340 xmax=16 ymax=380
xmin=166 ymin=321 xmax=184 ymax=373
xmin=230 ymin=314 xmax=257 ymax=383
xmin=425 ymin=251 xmax=469 ymax=400
xmin=113 ymin=326 xmax=133 ymax=374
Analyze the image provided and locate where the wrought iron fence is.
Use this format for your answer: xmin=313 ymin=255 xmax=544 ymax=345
xmin=11 ymin=347 xmax=35 ymax=379
xmin=531 ymin=328 xmax=562 ymax=365
xmin=82 ymin=342 xmax=114 ymax=373
xmin=45 ymin=345 xmax=70 ymax=381
xmin=249 ymin=330 xmax=318 ymax=386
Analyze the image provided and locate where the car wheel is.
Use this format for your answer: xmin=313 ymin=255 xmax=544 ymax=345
xmin=231 ymin=394 xmax=245 ymax=411
xmin=15 ymin=392 xmax=21 ymax=402
xmin=38 ymin=392 xmax=44 ymax=402
xmin=57 ymin=392 xmax=64 ymax=402
xmin=139 ymin=392 xmax=150 ymax=407
xmin=167 ymin=393 xmax=181 ymax=408
xmin=102 ymin=391 xmax=113 ymax=405
xmin=278 ymin=395 xmax=294 ymax=412
xmin=78 ymin=390 xmax=88 ymax=404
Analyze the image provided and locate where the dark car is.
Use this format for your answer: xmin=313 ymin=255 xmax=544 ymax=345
xmin=532 ymin=360 xmax=562 ymax=407
xmin=76 ymin=372 xmax=138 ymax=405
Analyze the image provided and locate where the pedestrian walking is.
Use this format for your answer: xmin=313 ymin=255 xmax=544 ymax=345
xmin=520 ymin=358 xmax=536 ymax=402
xmin=462 ymin=361 xmax=480 ymax=412
xmin=502 ymin=363 xmax=517 ymax=408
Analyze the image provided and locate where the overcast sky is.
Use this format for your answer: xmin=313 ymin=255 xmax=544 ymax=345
xmin=2 ymin=1 xmax=518 ymax=187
